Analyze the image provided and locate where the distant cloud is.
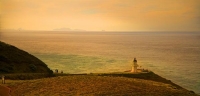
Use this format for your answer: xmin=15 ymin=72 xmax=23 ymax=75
xmin=2 ymin=0 xmax=200 ymax=31
xmin=82 ymin=9 xmax=98 ymax=14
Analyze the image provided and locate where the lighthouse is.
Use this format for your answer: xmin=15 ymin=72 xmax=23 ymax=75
xmin=131 ymin=58 xmax=138 ymax=72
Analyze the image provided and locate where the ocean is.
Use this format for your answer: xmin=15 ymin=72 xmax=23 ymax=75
xmin=1 ymin=31 xmax=200 ymax=94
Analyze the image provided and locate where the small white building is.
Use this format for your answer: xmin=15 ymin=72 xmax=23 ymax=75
xmin=131 ymin=58 xmax=138 ymax=73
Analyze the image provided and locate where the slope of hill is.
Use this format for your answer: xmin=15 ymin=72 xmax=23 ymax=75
xmin=0 ymin=41 xmax=52 ymax=74
xmin=6 ymin=75 xmax=198 ymax=96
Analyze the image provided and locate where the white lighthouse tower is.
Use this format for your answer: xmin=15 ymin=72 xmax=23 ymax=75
xmin=131 ymin=58 xmax=138 ymax=72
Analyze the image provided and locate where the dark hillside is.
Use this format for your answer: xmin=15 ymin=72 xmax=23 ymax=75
xmin=0 ymin=41 xmax=52 ymax=74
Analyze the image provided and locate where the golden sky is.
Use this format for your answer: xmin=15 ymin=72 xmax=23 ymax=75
xmin=1 ymin=0 xmax=200 ymax=31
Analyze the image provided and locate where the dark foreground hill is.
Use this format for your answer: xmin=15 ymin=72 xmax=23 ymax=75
xmin=0 ymin=41 xmax=52 ymax=74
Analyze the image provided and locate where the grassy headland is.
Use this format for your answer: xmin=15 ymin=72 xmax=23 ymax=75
xmin=4 ymin=73 xmax=198 ymax=96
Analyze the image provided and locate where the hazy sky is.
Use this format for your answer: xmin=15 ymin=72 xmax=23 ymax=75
xmin=1 ymin=0 xmax=200 ymax=31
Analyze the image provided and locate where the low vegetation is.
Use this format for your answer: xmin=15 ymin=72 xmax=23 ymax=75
xmin=2 ymin=73 xmax=54 ymax=80
xmin=6 ymin=75 xmax=198 ymax=96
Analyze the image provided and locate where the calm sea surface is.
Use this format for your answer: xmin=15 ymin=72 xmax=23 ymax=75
xmin=1 ymin=31 xmax=200 ymax=94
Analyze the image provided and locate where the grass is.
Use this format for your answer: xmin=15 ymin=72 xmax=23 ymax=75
xmin=3 ymin=72 xmax=198 ymax=96
xmin=54 ymin=71 xmax=183 ymax=89
xmin=1 ymin=73 xmax=54 ymax=80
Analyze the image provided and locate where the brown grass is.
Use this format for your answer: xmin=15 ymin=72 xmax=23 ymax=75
xmin=0 ymin=85 xmax=11 ymax=96
xmin=5 ymin=75 xmax=198 ymax=96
